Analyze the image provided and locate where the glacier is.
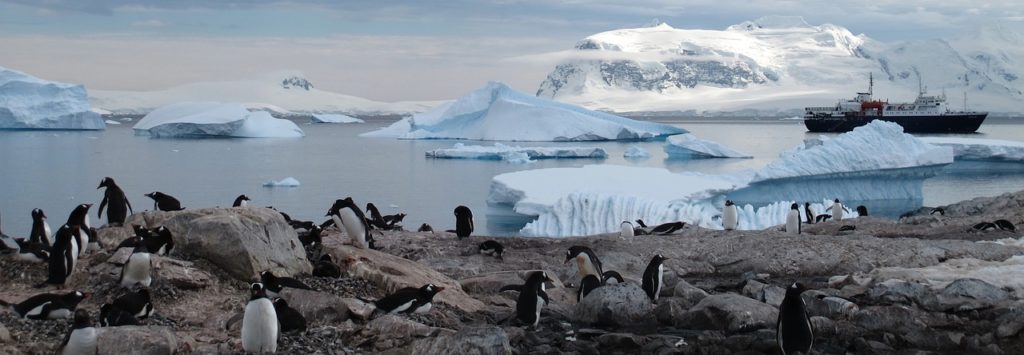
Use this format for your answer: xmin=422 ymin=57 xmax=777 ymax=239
xmin=133 ymin=102 xmax=305 ymax=138
xmin=426 ymin=143 xmax=607 ymax=161
xmin=664 ymin=133 xmax=752 ymax=159
xmin=312 ymin=113 xmax=364 ymax=124
xmin=492 ymin=121 xmax=950 ymax=237
xmin=919 ymin=137 xmax=1024 ymax=162
xmin=0 ymin=66 xmax=105 ymax=130
xmin=362 ymin=81 xmax=685 ymax=141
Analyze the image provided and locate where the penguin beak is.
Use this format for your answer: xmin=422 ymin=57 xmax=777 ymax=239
xmin=436 ymin=286 xmax=446 ymax=293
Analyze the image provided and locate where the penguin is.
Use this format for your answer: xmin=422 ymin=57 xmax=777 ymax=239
xmin=634 ymin=219 xmax=648 ymax=229
xmin=297 ymin=225 xmax=322 ymax=247
xmin=641 ymin=254 xmax=669 ymax=302
xmin=650 ymin=221 xmax=685 ymax=235
xmin=826 ymin=199 xmax=848 ymax=221
xmin=973 ymin=222 xmax=998 ymax=231
xmin=144 ymin=192 xmax=184 ymax=211
xmin=272 ymin=298 xmax=307 ymax=333
xmin=601 ymin=271 xmax=625 ymax=284
xmin=815 ymin=214 xmax=831 ymax=223
xmin=564 ymin=246 xmax=603 ymax=280
xmin=856 ymin=205 xmax=868 ymax=217
xmin=119 ymin=244 xmax=152 ymax=288
xmin=619 ymin=221 xmax=635 ymax=237
xmin=576 ymin=274 xmax=601 ymax=303
xmin=0 ymin=290 xmax=87 ymax=319
xmin=786 ymin=203 xmax=801 ymax=235
xmin=374 ymin=284 xmax=445 ymax=314
xmin=57 ymin=309 xmax=97 ymax=355
xmin=99 ymin=303 xmax=140 ymax=327
xmin=15 ymin=240 xmax=50 ymax=263
xmin=803 ymin=202 xmax=814 ymax=224
xmin=97 ymin=177 xmax=133 ymax=226
xmin=66 ymin=204 xmax=95 ymax=256
xmin=365 ymin=203 xmax=388 ymax=230
xmin=515 ymin=271 xmax=553 ymax=327
xmin=382 ymin=213 xmax=406 ymax=228
xmin=994 ymin=219 xmax=1016 ymax=231
xmin=233 ymin=194 xmax=250 ymax=207
xmin=147 ymin=226 xmax=174 ymax=256
xmin=454 ymin=205 xmax=474 ymax=239
xmin=326 ymin=197 xmax=373 ymax=249
xmin=43 ymin=225 xmax=80 ymax=286
xmin=723 ymin=200 xmax=738 ymax=231
xmin=312 ymin=254 xmax=341 ymax=278
xmin=241 ymin=283 xmax=278 ymax=354
xmin=288 ymin=219 xmax=315 ymax=231
xmin=112 ymin=288 xmax=154 ymax=319
xmin=417 ymin=223 xmax=434 ymax=233
xmin=260 ymin=271 xmax=313 ymax=298
xmin=478 ymin=240 xmax=505 ymax=260
xmin=930 ymin=207 xmax=945 ymax=216
xmin=777 ymin=282 xmax=814 ymax=355
xmin=30 ymin=208 xmax=53 ymax=249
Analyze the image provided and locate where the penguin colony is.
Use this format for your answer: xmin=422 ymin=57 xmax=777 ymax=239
xmin=2 ymin=177 xmax=1010 ymax=355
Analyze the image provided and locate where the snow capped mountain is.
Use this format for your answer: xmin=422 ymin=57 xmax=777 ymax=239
xmin=538 ymin=16 xmax=1024 ymax=115
xmin=90 ymin=71 xmax=439 ymax=116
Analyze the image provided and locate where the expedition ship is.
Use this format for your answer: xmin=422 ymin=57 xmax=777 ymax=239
xmin=804 ymin=74 xmax=987 ymax=133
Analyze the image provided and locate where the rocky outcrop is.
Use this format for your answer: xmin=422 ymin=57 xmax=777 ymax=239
xmin=675 ymin=293 xmax=779 ymax=333
xmin=410 ymin=326 xmax=512 ymax=355
xmin=96 ymin=326 xmax=176 ymax=354
xmin=575 ymin=282 xmax=653 ymax=327
xmin=279 ymin=288 xmax=351 ymax=323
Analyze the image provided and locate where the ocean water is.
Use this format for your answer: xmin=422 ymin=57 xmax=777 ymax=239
xmin=1 ymin=118 xmax=1023 ymax=237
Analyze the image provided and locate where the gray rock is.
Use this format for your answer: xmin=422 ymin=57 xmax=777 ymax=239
xmin=341 ymin=298 xmax=375 ymax=321
xmin=942 ymin=278 xmax=1010 ymax=302
xmin=0 ymin=325 xmax=9 ymax=343
xmin=672 ymin=279 xmax=708 ymax=308
xmin=867 ymin=279 xmax=931 ymax=305
xmin=575 ymin=282 xmax=653 ymax=327
xmin=597 ymin=333 xmax=647 ymax=348
xmin=153 ymin=256 xmax=212 ymax=290
xmin=96 ymin=326 xmax=176 ymax=355
xmin=809 ymin=316 xmax=835 ymax=337
xmin=676 ymin=293 xmax=778 ymax=333
xmin=742 ymin=280 xmax=785 ymax=307
xmin=279 ymin=288 xmax=351 ymax=323
xmin=410 ymin=326 xmax=512 ymax=355
xmin=654 ymin=297 xmax=687 ymax=325
xmin=852 ymin=305 xmax=925 ymax=333
xmin=96 ymin=225 xmax=135 ymax=251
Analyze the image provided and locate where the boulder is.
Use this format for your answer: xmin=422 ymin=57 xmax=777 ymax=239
xmin=741 ymin=280 xmax=785 ymax=307
xmin=279 ymin=288 xmax=351 ymax=323
xmin=130 ymin=208 xmax=310 ymax=281
xmin=676 ymin=293 xmax=778 ymax=333
xmin=852 ymin=305 xmax=926 ymax=333
xmin=341 ymin=298 xmax=375 ymax=321
xmin=672 ymin=279 xmax=709 ymax=308
xmin=941 ymin=278 xmax=1010 ymax=302
xmin=154 ymin=256 xmax=212 ymax=290
xmin=574 ymin=282 xmax=653 ymax=327
xmin=96 ymin=326 xmax=176 ymax=355
xmin=654 ymin=297 xmax=688 ymax=326
xmin=95 ymin=225 xmax=135 ymax=251
xmin=867 ymin=279 xmax=932 ymax=305
xmin=410 ymin=325 xmax=512 ymax=355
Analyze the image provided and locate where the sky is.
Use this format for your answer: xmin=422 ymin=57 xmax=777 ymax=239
xmin=0 ymin=0 xmax=1022 ymax=101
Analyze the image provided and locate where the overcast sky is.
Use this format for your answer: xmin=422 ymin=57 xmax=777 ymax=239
xmin=0 ymin=0 xmax=1021 ymax=101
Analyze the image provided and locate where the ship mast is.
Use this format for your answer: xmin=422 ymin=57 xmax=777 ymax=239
xmin=869 ymin=72 xmax=873 ymax=96
xmin=964 ymin=72 xmax=969 ymax=112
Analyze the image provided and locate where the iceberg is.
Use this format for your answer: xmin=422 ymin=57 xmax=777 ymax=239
xmin=133 ymin=102 xmax=304 ymax=138
xmin=623 ymin=145 xmax=651 ymax=159
xmin=362 ymin=82 xmax=685 ymax=141
xmin=263 ymin=177 xmax=301 ymax=187
xmin=919 ymin=137 xmax=1024 ymax=162
xmin=0 ymin=66 xmax=105 ymax=130
xmin=312 ymin=113 xmax=364 ymax=124
xmin=664 ymin=133 xmax=752 ymax=159
xmin=426 ymin=143 xmax=607 ymax=161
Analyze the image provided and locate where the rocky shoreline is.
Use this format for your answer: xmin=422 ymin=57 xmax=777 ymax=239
xmin=2 ymin=191 xmax=1024 ymax=354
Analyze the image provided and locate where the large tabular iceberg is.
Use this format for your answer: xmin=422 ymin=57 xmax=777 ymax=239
xmin=363 ymin=82 xmax=685 ymax=141
xmin=426 ymin=143 xmax=607 ymax=161
xmin=0 ymin=66 xmax=105 ymax=130
xmin=664 ymin=133 xmax=751 ymax=159
xmin=919 ymin=137 xmax=1024 ymax=162
xmin=133 ymin=102 xmax=304 ymax=138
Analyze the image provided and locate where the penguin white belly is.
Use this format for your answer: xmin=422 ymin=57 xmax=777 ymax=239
xmin=833 ymin=204 xmax=844 ymax=221
xmin=240 ymin=200 xmax=248 ymax=207
xmin=48 ymin=308 xmax=72 ymax=320
xmin=619 ymin=223 xmax=634 ymax=237
xmin=68 ymin=242 xmax=79 ymax=276
xmin=534 ymin=295 xmax=544 ymax=327
xmin=655 ymin=264 xmax=664 ymax=301
xmin=44 ymin=222 xmax=53 ymax=245
xmin=337 ymin=209 xmax=367 ymax=249
xmin=25 ymin=302 xmax=50 ymax=318
xmin=786 ymin=211 xmax=800 ymax=235
xmin=76 ymin=230 xmax=89 ymax=257
xmin=242 ymin=298 xmax=278 ymax=354
xmin=62 ymin=327 xmax=97 ymax=355
xmin=390 ymin=300 xmax=414 ymax=314
xmin=412 ymin=302 xmax=432 ymax=314
xmin=723 ymin=206 xmax=738 ymax=230
xmin=575 ymin=256 xmax=600 ymax=279
xmin=17 ymin=251 xmax=45 ymax=263
xmin=134 ymin=304 xmax=154 ymax=318
xmin=121 ymin=253 xmax=152 ymax=287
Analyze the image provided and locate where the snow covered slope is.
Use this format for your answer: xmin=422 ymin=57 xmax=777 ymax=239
xmin=91 ymin=72 xmax=438 ymax=116
xmin=919 ymin=137 xmax=1024 ymax=162
xmin=133 ymin=102 xmax=304 ymax=138
xmin=426 ymin=143 xmax=607 ymax=161
xmin=363 ymin=81 xmax=685 ymax=141
xmin=312 ymin=113 xmax=364 ymax=124
xmin=0 ymin=66 xmax=104 ymax=130
xmin=538 ymin=17 xmax=1024 ymax=115
xmin=664 ymin=133 xmax=752 ymax=159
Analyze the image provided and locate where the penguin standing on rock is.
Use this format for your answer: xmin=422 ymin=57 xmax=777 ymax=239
xmin=97 ymin=177 xmax=133 ymax=226
xmin=650 ymin=221 xmax=686 ymax=235
xmin=565 ymin=246 xmax=603 ymax=280
xmin=241 ymin=283 xmax=278 ymax=354
xmin=233 ymin=195 xmax=250 ymax=207
xmin=66 ymin=204 xmax=96 ymax=256
xmin=57 ymin=309 xmax=96 ymax=355
xmin=43 ymin=225 xmax=81 ymax=286
xmin=373 ymin=284 xmax=445 ymax=315
xmin=454 ymin=205 xmax=474 ymax=239
xmin=786 ymin=203 xmax=801 ymax=235
xmin=856 ymin=205 xmax=868 ymax=217
xmin=515 ymin=271 xmax=553 ymax=328
xmin=365 ymin=203 xmax=388 ymax=230
xmin=723 ymin=200 xmax=738 ymax=231
xmin=641 ymin=254 xmax=669 ymax=302
xmin=144 ymin=192 xmax=184 ymax=211
xmin=0 ymin=290 xmax=87 ymax=319
xmin=417 ymin=223 xmax=434 ymax=233
xmin=120 ymin=244 xmax=152 ymax=288
xmin=30 ymin=208 xmax=52 ymax=249
xmin=326 ymin=197 xmax=374 ymax=249
xmin=777 ymin=282 xmax=814 ymax=355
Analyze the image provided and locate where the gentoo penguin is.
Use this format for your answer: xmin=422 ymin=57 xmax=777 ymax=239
xmin=930 ymin=207 xmax=945 ymax=216
xmin=815 ymin=214 xmax=831 ymax=223
xmin=827 ymin=199 xmax=848 ymax=221
xmin=576 ymin=275 xmax=601 ymax=303
xmin=120 ymin=244 xmax=152 ymax=288
xmin=297 ymin=225 xmax=323 ymax=247
xmin=855 ymin=205 xmax=868 ymax=217
xmin=272 ymin=298 xmax=307 ymax=333
xmin=14 ymin=239 xmax=50 ymax=263
xmin=233 ymin=194 xmax=250 ymax=207
xmin=641 ymin=254 xmax=669 ymax=302
xmin=723 ymin=200 xmax=738 ymax=231
xmin=515 ymin=271 xmax=554 ymax=327
xmin=326 ymin=197 xmax=373 ymax=249
xmin=786 ymin=203 xmax=801 ymax=235
xmin=365 ymin=203 xmax=388 ymax=230
xmin=43 ymin=225 xmax=80 ymax=286
xmin=57 ymin=309 xmax=96 ymax=355
xmin=417 ymin=223 xmax=434 ymax=233
xmin=99 ymin=303 xmax=139 ymax=327
xmin=478 ymin=240 xmax=505 ymax=260
xmin=260 ymin=271 xmax=312 ymax=298
xmin=454 ymin=205 xmax=474 ymax=239
xmin=66 ymin=204 xmax=95 ymax=256
xmin=147 ymin=226 xmax=174 ymax=256
xmin=241 ymin=283 xmax=278 ymax=354
xmin=619 ymin=221 xmax=635 ymax=237
xmin=651 ymin=221 xmax=686 ymax=235
xmin=803 ymin=202 xmax=814 ymax=224
xmin=995 ymin=219 xmax=1016 ymax=231
xmin=312 ymin=254 xmax=341 ymax=278
xmin=30 ymin=208 xmax=53 ymax=249
xmin=374 ymin=284 xmax=445 ymax=314
xmin=97 ymin=177 xmax=133 ymax=226
xmin=112 ymin=288 xmax=154 ymax=319
xmin=777 ymin=282 xmax=814 ymax=355
xmin=565 ymin=246 xmax=603 ymax=280
xmin=382 ymin=213 xmax=406 ymax=228
xmin=602 ymin=271 xmax=625 ymax=284
xmin=973 ymin=222 xmax=998 ymax=231
xmin=0 ymin=290 xmax=87 ymax=319
xmin=635 ymin=219 xmax=648 ymax=229
xmin=144 ymin=192 xmax=184 ymax=211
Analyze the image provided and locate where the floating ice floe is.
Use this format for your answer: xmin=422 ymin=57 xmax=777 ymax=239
xmin=623 ymin=145 xmax=651 ymax=159
xmin=664 ymin=133 xmax=751 ymax=159
xmin=311 ymin=113 xmax=364 ymax=124
xmin=426 ymin=143 xmax=607 ymax=162
xmin=362 ymin=81 xmax=685 ymax=141
xmin=918 ymin=137 xmax=1024 ymax=162
xmin=0 ymin=66 xmax=105 ymax=130
xmin=133 ymin=102 xmax=304 ymax=138
xmin=263 ymin=177 xmax=301 ymax=187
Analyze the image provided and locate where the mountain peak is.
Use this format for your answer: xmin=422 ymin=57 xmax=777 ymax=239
xmin=728 ymin=16 xmax=811 ymax=31
xmin=281 ymin=76 xmax=313 ymax=91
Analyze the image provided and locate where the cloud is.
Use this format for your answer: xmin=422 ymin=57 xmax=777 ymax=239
xmin=131 ymin=19 xmax=165 ymax=27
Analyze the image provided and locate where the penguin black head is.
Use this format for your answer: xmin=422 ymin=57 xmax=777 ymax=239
xmin=454 ymin=205 xmax=472 ymax=218
xmin=326 ymin=197 xmax=357 ymax=217
xmin=32 ymin=208 xmax=46 ymax=220
xmin=72 ymin=309 xmax=92 ymax=328
xmin=564 ymin=246 xmax=593 ymax=264
xmin=725 ymin=200 xmax=734 ymax=206
xmin=417 ymin=223 xmax=433 ymax=233
xmin=790 ymin=203 xmax=799 ymax=210
xmin=272 ymin=297 xmax=289 ymax=308
xmin=650 ymin=254 xmax=669 ymax=265
xmin=63 ymin=291 xmax=88 ymax=304
xmin=420 ymin=283 xmax=445 ymax=299
xmin=250 ymin=283 xmax=268 ymax=299
xmin=478 ymin=240 xmax=504 ymax=258
xmin=319 ymin=254 xmax=333 ymax=263
xmin=233 ymin=194 xmax=250 ymax=207
xmin=834 ymin=198 xmax=841 ymax=203
xmin=856 ymin=205 xmax=868 ymax=216
xmin=145 ymin=192 xmax=157 ymax=198
xmin=526 ymin=271 xmax=555 ymax=286
xmin=786 ymin=282 xmax=808 ymax=297
xmin=98 ymin=177 xmax=116 ymax=189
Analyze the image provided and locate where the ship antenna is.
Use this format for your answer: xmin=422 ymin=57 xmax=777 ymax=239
xmin=869 ymin=72 xmax=873 ymax=96
xmin=964 ymin=72 xmax=969 ymax=112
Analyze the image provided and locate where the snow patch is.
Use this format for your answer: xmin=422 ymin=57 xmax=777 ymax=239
xmin=133 ymin=102 xmax=304 ymax=138
xmin=263 ymin=177 xmax=301 ymax=187
xmin=919 ymin=137 xmax=1024 ymax=162
xmin=426 ymin=143 xmax=607 ymax=161
xmin=0 ymin=66 xmax=105 ymax=130
xmin=312 ymin=113 xmax=364 ymax=124
xmin=664 ymin=133 xmax=752 ymax=159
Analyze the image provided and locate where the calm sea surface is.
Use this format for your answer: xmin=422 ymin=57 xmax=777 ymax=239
xmin=2 ymin=118 xmax=1023 ymax=237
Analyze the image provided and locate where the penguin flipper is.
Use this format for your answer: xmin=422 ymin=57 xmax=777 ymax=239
xmin=498 ymin=285 xmax=523 ymax=293
xmin=539 ymin=290 xmax=550 ymax=305
xmin=601 ymin=271 xmax=625 ymax=284
xmin=98 ymin=196 xmax=108 ymax=219
xmin=126 ymin=198 xmax=134 ymax=215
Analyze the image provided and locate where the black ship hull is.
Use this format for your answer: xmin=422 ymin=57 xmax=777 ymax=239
xmin=804 ymin=114 xmax=987 ymax=133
